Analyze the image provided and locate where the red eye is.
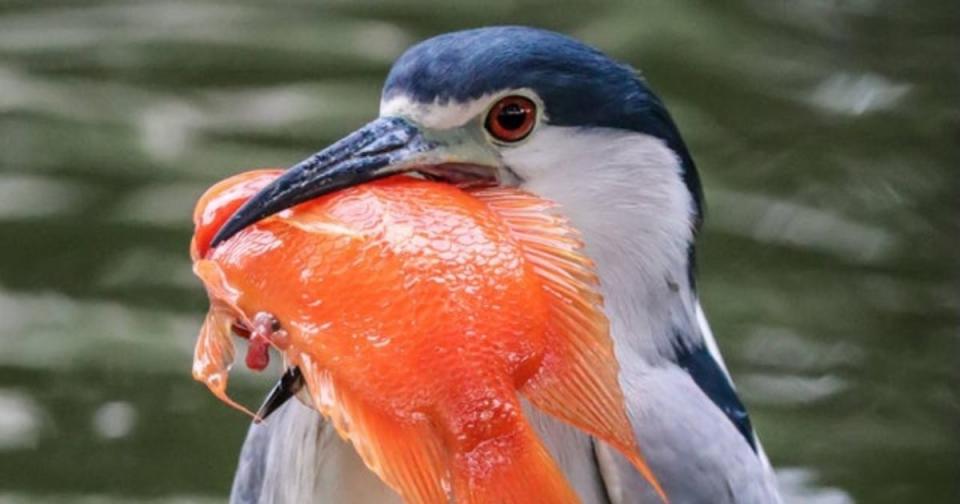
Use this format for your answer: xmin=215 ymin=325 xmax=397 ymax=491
xmin=485 ymin=96 xmax=537 ymax=142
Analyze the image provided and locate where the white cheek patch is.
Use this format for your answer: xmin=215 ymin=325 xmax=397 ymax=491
xmin=501 ymin=125 xmax=700 ymax=361
xmin=380 ymin=94 xmax=495 ymax=130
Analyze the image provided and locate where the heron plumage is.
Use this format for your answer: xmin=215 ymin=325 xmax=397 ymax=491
xmin=227 ymin=25 xmax=781 ymax=504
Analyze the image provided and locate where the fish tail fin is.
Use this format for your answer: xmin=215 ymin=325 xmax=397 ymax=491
xmin=475 ymin=188 xmax=669 ymax=503
xmin=450 ymin=418 xmax=580 ymax=504
xmin=522 ymin=320 xmax=668 ymax=502
xmin=299 ymin=360 xmax=450 ymax=504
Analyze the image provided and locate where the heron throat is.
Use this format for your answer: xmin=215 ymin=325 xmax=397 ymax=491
xmin=505 ymin=125 xmax=703 ymax=365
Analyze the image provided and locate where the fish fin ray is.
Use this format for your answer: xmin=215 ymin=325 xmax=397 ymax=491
xmin=299 ymin=360 xmax=450 ymax=504
xmin=192 ymin=261 xmax=256 ymax=418
xmin=474 ymin=187 xmax=669 ymax=503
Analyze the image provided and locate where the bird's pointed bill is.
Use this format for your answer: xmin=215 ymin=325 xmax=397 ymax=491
xmin=208 ymin=116 xmax=500 ymax=249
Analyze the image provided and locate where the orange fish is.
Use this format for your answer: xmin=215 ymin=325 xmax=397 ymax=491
xmin=190 ymin=170 xmax=667 ymax=503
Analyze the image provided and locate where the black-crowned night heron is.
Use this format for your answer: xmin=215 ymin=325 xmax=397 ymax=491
xmin=212 ymin=25 xmax=781 ymax=504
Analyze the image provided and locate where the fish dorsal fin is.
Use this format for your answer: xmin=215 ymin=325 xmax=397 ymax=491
xmin=472 ymin=187 xmax=668 ymax=503
xmin=297 ymin=358 xmax=451 ymax=504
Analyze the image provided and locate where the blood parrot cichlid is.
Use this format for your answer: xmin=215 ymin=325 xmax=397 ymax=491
xmin=190 ymin=170 xmax=667 ymax=503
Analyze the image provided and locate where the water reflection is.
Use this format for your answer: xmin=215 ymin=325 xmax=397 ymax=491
xmin=0 ymin=287 xmax=197 ymax=371
xmin=777 ymin=468 xmax=853 ymax=504
xmin=0 ymin=388 xmax=43 ymax=450
xmin=91 ymin=401 xmax=137 ymax=440
xmin=0 ymin=0 xmax=955 ymax=502
xmin=807 ymin=73 xmax=910 ymax=116
xmin=709 ymin=188 xmax=895 ymax=263
xmin=0 ymin=174 xmax=93 ymax=219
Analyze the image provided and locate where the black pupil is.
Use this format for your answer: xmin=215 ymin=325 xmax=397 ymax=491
xmin=497 ymin=104 xmax=528 ymax=131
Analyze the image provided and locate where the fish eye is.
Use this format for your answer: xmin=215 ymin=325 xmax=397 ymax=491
xmin=485 ymin=96 xmax=536 ymax=143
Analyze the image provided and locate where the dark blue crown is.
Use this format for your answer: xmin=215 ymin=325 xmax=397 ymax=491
xmin=384 ymin=26 xmax=703 ymax=222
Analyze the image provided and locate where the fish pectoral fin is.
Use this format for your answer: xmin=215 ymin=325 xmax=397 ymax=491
xmin=193 ymin=307 xmax=256 ymax=418
xmin=474 ymin=187 xmax=668 ymax=502
xmin=298 ymin=362 xmax=449 ymax=504
xmin=192 ymin=260 xmax=258 ymax=418
xmin=519 ymin=314 xmax=668 ymax=502
xmin=527 ymin=317 xmax=671 ymax=501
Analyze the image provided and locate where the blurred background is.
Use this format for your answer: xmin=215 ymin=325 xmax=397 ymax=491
xmin=0 ymin=0 xmax=956 ymax=502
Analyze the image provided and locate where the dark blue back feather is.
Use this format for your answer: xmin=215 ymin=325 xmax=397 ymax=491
xmin=674 ymin=340 xmax=757 ymax=452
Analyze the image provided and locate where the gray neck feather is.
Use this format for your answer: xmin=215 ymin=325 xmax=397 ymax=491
xmin=503 ymin=125 xmax=702 ymax=365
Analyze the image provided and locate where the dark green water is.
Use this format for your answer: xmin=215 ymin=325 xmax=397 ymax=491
xmin=0 ymin=1 xmax=956 ymax=502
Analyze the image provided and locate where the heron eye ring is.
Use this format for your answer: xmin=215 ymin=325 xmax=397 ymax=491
xmin=485 ymin=96 xmax=536 ymax=142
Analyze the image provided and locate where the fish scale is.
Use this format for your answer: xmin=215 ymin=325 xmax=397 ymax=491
xmin=190 ymin=170 xmax=667 ymax=503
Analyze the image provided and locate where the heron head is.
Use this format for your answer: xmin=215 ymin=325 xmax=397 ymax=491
xmin=210 ymin=26 xmax=712 ymax=422
xmin=210 ymin=26 xmax=701 ymax=254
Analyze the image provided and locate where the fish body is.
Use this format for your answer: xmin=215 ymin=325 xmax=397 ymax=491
xmin=191 ymin=171 xmax=666 ymax=503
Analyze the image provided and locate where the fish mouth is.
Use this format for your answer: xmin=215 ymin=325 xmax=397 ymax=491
xmin=209 ymin=115 xmax=505 ymax=249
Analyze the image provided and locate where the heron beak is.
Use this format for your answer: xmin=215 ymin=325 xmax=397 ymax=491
xmin=209 ymin=115 xmax=501 ymax=248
